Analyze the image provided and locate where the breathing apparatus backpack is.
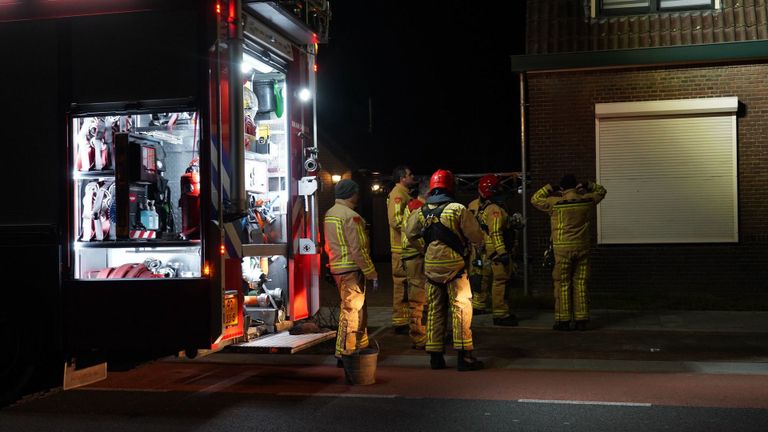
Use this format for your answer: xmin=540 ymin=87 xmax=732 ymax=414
xmin=420 ymin=202 xmax=466 ymax=257
xmin=476 ymin=199 xmax=518 ymax=254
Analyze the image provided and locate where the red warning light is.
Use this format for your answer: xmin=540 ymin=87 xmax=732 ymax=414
xmin=216 ymin=2 xmax=221 ymax=14
xmin=311 ymin=33 xmax=319 ymax=44
xmin=313 ymin=64 xmax=318 ymax=73
xmin=220 ymin=244 xmax=226 ymax=255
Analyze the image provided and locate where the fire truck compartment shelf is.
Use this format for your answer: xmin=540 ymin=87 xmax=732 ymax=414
xmin=242 ymin=244 xmax=288 ymax=256
xmin=75 ymin=240 xmax=201 ymax=249
xmin=228 ymin=330 xmax=336 ymax=354
xmin=74 ymin=170 xmax=115 ymax=180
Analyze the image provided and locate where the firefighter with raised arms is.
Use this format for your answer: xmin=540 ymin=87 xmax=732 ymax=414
xmin=531 ymin=174 xmax=607 ymax=331
xmin=405 ymin=169 xmax=486 ymax=371
xmin=323 ymin=179 xmax=378 ymax=365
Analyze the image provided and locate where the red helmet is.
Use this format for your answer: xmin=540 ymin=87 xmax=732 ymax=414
xmin=429 ymin=169 xmax=455 ymax=194
xmin=478 ymin=174 xmax=500 ymax=199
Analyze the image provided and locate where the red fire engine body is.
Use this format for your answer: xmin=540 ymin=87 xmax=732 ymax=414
xmin=0 ymin=0 xmax=330 ymax=403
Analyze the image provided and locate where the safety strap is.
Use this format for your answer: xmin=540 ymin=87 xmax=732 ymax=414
xmin=420 ymin=203 xmax=465 ymax=257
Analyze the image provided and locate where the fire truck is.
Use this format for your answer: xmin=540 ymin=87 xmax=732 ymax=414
xmin=0 ymin=0 xmax=331 ymax=404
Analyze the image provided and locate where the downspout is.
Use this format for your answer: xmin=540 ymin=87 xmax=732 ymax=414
xmin=519 ymin=71 xmax=529 ymax=296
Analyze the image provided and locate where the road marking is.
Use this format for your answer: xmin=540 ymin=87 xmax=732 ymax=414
xmin=518 ymin=399 xmax=652 ymax=407
xmin=78 ymin=387 xmax=169 ymax=393
xmin=278 ymin=392 xmax=397 ymax=399
xmin=195 ymin=371 xmax=257 ymax=394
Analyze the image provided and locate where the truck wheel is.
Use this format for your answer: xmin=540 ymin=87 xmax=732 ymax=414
xmin=0 ymin=318 xmax=36 ymax=406
xmin=184 ymin=348 xmax=198 ymax=359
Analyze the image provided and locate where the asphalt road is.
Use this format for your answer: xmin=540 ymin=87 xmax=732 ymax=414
xmin=2 ymin=359 xmax=768 ymax=432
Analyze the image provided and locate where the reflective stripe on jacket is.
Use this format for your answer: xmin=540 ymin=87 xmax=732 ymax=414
xmin=387 ymin=183 xmax=411 ymax=253
xmin=479 ymin=201 xmax=510 ymax=257
xmin=531 ymin=183 xmax=607 ymax=249
xmin=324 ymin=199 xmax=376 ymax=276
xmin=404 ymin=201 xmax=484 ymax=283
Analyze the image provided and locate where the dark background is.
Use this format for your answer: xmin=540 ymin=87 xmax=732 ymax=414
xmin=316 ymin=1 xmax=528 ymax=177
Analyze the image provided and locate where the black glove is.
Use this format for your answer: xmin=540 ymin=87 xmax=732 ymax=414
xmin=493 ymin=253 xmax=510 ymax=265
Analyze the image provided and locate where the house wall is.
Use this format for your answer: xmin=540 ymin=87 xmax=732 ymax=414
xmin=527 ymin=0 xmax=768 ymax=54
xmin=525 ymin=64 xmax=768 ymax=298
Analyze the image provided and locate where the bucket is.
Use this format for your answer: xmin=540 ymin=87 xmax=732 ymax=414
xmin=342 ymin=342 xmax=379 ymax=385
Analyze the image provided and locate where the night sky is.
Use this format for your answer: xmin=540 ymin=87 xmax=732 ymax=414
xmin=316 ymin=1 xmax=527 ymax=178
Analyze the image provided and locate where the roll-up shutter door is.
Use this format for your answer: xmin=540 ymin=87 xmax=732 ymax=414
xmin=595 ymin=97 xmax=738 ymax=244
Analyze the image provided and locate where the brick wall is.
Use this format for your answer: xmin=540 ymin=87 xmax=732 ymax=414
xmin=525 ymin=63 xmax=768 ymax=298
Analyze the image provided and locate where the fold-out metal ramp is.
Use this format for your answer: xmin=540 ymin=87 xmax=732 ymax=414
xmin=229 ymin=330 xmax=336 ymax=354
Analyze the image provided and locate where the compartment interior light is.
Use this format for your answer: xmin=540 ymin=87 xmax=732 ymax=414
xmin=242 ymin=55 xmax=274 ymax=74
xmin=298 ymin=88 xmax=312 ymax=102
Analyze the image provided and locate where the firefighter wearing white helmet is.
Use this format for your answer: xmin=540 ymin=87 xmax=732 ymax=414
xmin=404 ymin=169 xmax=486 ymax=371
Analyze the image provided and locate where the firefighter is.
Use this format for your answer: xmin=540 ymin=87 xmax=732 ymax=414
xmin=401 ymin=179 xmax=429 ymax=349
xmin=323 ymin=179 xmax=378 ymax=363
xmin=387 ymin=165 xmax=418 ymax=334
xmin=472 ymin=174 xmax=519 ymax=326
xmin=405 ymin=169 xmax=485 ymax=371
xmin=531 ymin=174 xmax=606 ymax=331
xmin=467 ymin=196 xmax=493 ymax=315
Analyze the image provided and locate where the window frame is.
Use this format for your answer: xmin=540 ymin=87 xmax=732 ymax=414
xmin=594 ymin=97 xmax=739 ymax=245
xmin=598 ymin=0 xmax=717 ymax=17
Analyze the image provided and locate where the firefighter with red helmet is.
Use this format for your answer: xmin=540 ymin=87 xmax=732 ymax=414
xmin=387 ymin=165 xmax=419 ymax=335
xmin=470 ymin=174 xmax=519 ymax=326
xmin=404 ymin=169 xmax=486 ymax=371
xmin=323 ymin=179 xmax=378 ymax=362
xmin=531 ymin=174 xmax=606 ymax=331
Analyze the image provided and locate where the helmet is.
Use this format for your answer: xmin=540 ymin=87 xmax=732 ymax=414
xmin=478 ymin=174 xmax=500 ymax=199
xmin=429 ymin=169 xmax=455 ymax=194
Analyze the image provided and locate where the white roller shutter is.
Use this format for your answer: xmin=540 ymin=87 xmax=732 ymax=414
xmin=595 ymin=97 xmax=738 ymax=244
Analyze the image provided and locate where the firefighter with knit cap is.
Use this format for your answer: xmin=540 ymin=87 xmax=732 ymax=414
xmin=400 ymin=178 xmax=429 ymax=349
xmin=405 ymin=169 xmax=486 ymax=371
xmin=531 ymin=174 xmax=606 ymax=331
xmin=324 ymin=179 xmax=378 ymax=362
xmin=387 ymin=165 xmax=418 ymax=334
xmin=471 ymin=174 xmax=519 ymax=326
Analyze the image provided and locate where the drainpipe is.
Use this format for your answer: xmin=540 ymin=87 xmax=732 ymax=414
xmin=519 ymin=72 xmax=529 ymax=296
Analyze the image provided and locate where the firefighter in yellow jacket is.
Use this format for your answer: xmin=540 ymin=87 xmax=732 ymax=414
xmin=323 ymin=179 xmax=378 ymax=361
xmin=400 ymin=179 xmax=429 ymax=349
xmin=531 ymin=174 xmax=606 ymax=331
xmin=405 ymin=169 xmax=485 ymax=371
xmin=387 ymin=165 xmax=418 ymax=334
xmin=467 ymin=197 xmax=493 ymax=315
xmin=472 ymin=174 xmax=519 ymax=326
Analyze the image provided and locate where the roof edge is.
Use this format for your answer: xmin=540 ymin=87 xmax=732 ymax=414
xmin=511 ymin=40 xmax=768 ymax=73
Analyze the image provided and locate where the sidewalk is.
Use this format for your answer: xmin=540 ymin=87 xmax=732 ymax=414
xmin=202 ymin=306 xmax=768 ymax=376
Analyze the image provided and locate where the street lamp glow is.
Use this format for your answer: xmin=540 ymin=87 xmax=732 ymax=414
xmin=371 ymin=184 xmax=381 ymax=192
xmin=331 ymin=174 xmax=341 ymax=184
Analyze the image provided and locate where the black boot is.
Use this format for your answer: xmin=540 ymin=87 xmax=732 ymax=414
xmin=457 ymin=350 xmax=484 ymax=371
xmin=552 ymin=321 xmax=572 ymax=331
xmin=430 ymin=352 xmax=446 ymax=370
xmin=493 ymin=314 xmax=519 ymax=327
xmin=336 ymin=357 xmax=344 ymax=368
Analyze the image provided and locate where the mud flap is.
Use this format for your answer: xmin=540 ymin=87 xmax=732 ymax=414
xmin=63 ymin=361 xmax=107 ymax=390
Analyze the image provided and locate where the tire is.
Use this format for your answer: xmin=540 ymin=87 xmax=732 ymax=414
xmin=0 ymin=317 xmax=36 ymax=406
